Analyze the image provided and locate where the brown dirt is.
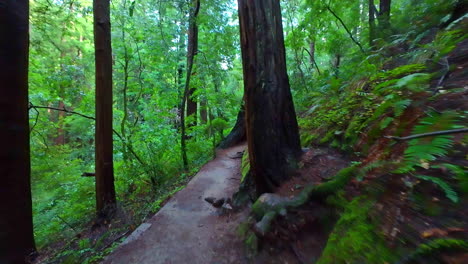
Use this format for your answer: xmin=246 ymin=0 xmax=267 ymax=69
xmin=277 ymin=147 xmax=350 ymax=198
xmin=103 ymin=144 xmax=250 ymax=264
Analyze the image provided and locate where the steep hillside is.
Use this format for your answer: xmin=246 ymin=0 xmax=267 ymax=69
xmin=243 ymin=17 xmax=468 ymax=264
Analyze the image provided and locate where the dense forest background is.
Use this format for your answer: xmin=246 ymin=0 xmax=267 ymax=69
xmin=1 ymin=0 xmax=466 ymax=263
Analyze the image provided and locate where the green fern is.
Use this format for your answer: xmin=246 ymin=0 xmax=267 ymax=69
xmin=415 ymin=175 xmax=458 ymax=203
xmin=433 ymin=163 xmax=468 ymax=193
xmin=394 ymin=99 xmax=412 ymax=117
xmin=394 ymin=111 xmax=457 ymax=174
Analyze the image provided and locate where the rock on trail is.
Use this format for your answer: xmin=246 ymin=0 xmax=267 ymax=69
xmin=103 ymin=145 xmax=248 ymax=264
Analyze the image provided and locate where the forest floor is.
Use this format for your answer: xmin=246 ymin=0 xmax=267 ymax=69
xmin=103 ymin=144 xmax=250 ymax=264
xmin=102 ymin=144 xmax=353 ymax=264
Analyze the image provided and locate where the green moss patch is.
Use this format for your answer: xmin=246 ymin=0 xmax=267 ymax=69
xmin=317 ymin=197 xmax=396 ymax=264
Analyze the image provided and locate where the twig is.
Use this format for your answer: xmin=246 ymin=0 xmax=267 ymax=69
xmin=56 ymin=215 xmax=78 ymax=233
xmin=434 ymin=57 xmax=450 ymax=94
xmin=385 ymin=128 xmax=468 ymax=141
xmin=303 ymin=47 xmax=321 ymax=75
xmin=29 ymin=103 xmax=149 ymax=170
xmin=326 ymin=5 xmax=365 ymax=53
xmin=29 ymin=103 xmax=95 ymax=120
xmin=101 ymin=230 xmax=131 ymax=250
xmin=30 ymin=107 xmax=40 ymax=132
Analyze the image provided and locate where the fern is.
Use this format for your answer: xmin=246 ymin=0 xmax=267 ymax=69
xmin=415 ymin=175 xmax=458 ymax=203
xmin=394 ymin=111 xmax=457 ymax=174
xmin=393 ymin=73 xmax=431 ymax=92
xmin=380 ymin=117 xmax=394 ymax=130
xmin=433 ymin=163 xmax=468 ymax=193
xmin=394 ymin=99 xmax=412 ymax=117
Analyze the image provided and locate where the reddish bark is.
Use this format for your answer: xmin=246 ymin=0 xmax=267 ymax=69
xmin=238 ymin=0 xmax=302 ymax=194
xmin=93 ymin=0 xmax=116 ymax=217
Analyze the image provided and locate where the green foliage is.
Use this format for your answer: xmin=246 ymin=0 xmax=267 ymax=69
xmin=415 ymin=175 xmax=458 ymax=203
xmin=394 ymin=111 xmax=457 ymax=174
xmin=317 ymin=197 xmax=396 ymax=264
xmin=402 ymin=238 xmax=468 ymax=264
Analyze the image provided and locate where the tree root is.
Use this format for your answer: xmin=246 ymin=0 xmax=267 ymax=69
xmin=251 ymin=164 xmax=359 ymax=236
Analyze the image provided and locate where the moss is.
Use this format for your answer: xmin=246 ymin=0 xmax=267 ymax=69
xmin=301 ymin=133 xmax=319 ymax=146
xmin=401 ymin=238 xmax=468 ymax=264
xmin=241 ymin=150 xmax=250 ymax=182
xmin=245 ymin=232 xmax=259 ymax=256
xmin=317 ymin=197 xmax=397 ymax=264
xmin=251 ymin=193 xmax=288 ymax=219
xmin=320 ymin=130 xmax=335 ymax=144
xmin=250 ymin=165 xmax=359 ymax=236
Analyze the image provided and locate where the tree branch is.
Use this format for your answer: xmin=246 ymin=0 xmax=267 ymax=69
xmin=29 ymin=103 xmax=95 ymax=120
xmin=303 ymin=47 xmax=321 ymax=75
xmin=385 ymin=128 xmax=468 ymax=141
xmin=28 ymin=103 xmax=149 ymax=169
xmin=326 ymin=5 xmax=365 ymax=53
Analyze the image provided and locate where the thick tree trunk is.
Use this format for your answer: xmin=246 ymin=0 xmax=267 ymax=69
xmin=181 ymin=0 xmax=200 ymax=170
xmin=0 ymin=0 xmax=37 ymax=262
xmin=93 ymin=0 xmax=116 ymax=218
xmin=238 ymin=0 xmax=302 ymax=194
xmin=218 ymin=103 xmax=246 ymax=149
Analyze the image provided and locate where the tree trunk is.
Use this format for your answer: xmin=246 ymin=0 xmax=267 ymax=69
xmin=54 ymin=100 xmax=67 ymax=145
xmin=238 ymin=0 xmax=302 ymax=194
xmin=378 ymin=0 xmax=391 ymax=35
xmin=218 ymin=103 xmax=246 ymax=149
xmin=93 ymin=0 xmax=116 ymax=218
xmin=200 ymin=96 xmax=208 ymax=124
xmin=0 ymin=0 xmax=37 ymax=262
xmin=187 ymin=87 xmax=197 ymax=127
xmin=368 ymin=0 xmax=376 ymax=47
xmin=180 ymin=0 xmax=200 ymax=170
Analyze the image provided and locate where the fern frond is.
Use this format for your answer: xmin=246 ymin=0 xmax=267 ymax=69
xmin=394 ymin=99 xmax=412 ymax=117
xmin=415 ymin=175 xmax=458 ymax=203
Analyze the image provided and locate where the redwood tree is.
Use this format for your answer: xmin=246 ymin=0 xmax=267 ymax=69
xmin=238 ymin=0 xmax=302 ymax=194
xmin=0 ymin=0 xmax=37 ymax=262
xmin=93 ymin=0 xmax=116 ymax=217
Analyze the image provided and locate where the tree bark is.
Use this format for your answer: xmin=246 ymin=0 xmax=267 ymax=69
xmin=180 ymin=0 xmax=200 ymax=170
xmin=368 ymin=0 xmax=376 ymax=47
xmin=200 ymin=96 xmax=208 ymax=124
xmin=0 ymin=0 xmax=37 ymax=262
xmin=218 ymin=103 xmax=246 ymax=149
xmin=378 ymin=0 xmax=391 ymax=35
xmin=93 ymin=0 xmax=116 ymax=218
xmin=238 ymin=0 xmax=302 ymax=194
xmin=187 ymin=87 xmax=197 ymax=127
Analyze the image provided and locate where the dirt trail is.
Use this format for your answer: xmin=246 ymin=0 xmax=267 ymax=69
xmin=103 ymin=144 xmax=248 ymax=264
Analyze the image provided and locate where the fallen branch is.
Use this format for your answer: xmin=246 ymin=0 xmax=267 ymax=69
xmin=385 ymin=128 xmax=468 ymax=141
